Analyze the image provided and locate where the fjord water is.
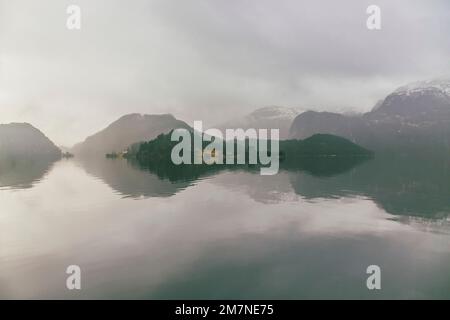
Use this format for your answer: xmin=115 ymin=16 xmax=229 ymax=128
xmin=1 ymin=155 xmax=450 ymax=299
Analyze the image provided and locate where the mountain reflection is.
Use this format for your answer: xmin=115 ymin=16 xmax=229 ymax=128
xmin=131 ymin=151 xmax=450 ymax=218
xmin=76 ymin=157 xmax=192 ymax=198
xmin=0 ymin=157 xmax=57 ymax=189
xmin=75 ymin=155 xmax=370 ymax=200
xmin=212 ymin=153 xmax=450 ymax=218
xmin=289 ymin=152 xmax=450 ymax=218
xmin=8 ymin=151 xmax=447 ymax=219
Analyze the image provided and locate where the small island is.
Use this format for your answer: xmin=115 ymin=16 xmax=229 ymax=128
xmin=62 ymin=152 xmax=74 ymax=158
xmin=117 ymin=130 xmax=373 ymax=181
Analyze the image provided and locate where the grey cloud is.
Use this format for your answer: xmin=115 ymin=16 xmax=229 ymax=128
xmin=0 ymin=0 xmax=449 ymax=145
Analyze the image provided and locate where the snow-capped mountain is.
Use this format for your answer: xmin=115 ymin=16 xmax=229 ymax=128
xmin=393 ymin=79 xmax=450 ymax=97
xmin=246 ymin=106 xmax=300 ymax=121
xmin=370 ymin=79 xmax=450 ymax=121
xmin=289 ymin=79 xmax=450 ymax=151
xmin=217 ymin=106 xmax=302 ymax=140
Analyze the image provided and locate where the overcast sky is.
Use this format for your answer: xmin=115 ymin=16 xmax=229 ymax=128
xmin=0 ymin=0 xmax=449 ymax=146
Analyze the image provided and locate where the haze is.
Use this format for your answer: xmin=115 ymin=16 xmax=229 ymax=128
xmin=0 ymin=0 xmax=449 ymax=146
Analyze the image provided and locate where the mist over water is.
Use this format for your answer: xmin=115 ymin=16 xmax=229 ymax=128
xmin=1 ymin=155 xmax=450 ymax=299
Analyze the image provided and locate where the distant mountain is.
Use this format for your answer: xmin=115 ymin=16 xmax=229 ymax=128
xmin=370 ymin=79 xmax=450 ymax=121
xmin=0 ymin=123 xmax=61 ymax=160
xmin=72 ymin=113 xmax=190 ymax=156
xmin=290 ymin=111 xmax=362 ymax=142
xmin=289 ymin=80 xmax=450 ymax=150
xmin=289 ymin=79 xmax=450 ymax=151
xmin=217 ymin=106 xmax=301 ymax=140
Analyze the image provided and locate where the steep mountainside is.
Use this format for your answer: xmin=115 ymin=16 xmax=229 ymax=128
xmin=72 ymin=113 xmax=190 ymax=156
xmin=289 ymin=79 xmax=450 ymax=151
xmin=0 ymin=123 xmax=61 ymax=159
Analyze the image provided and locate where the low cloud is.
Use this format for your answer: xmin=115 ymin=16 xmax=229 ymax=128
xmin=0 ymin=0 xmax=449 ymax=145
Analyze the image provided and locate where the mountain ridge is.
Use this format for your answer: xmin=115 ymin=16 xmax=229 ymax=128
xmin=0 ymin=122 xmax=61 ymax=160
xmin=289 ymin=79 xmax=450 ymax=151
xmin=72 ymin=113 xmax=190 ymax=156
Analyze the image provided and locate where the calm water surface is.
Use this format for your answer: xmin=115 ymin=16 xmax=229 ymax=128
xmin=1 ymin=155 xmax=450 ymax=299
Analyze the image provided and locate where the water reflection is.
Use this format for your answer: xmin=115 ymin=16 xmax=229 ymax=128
xmin=55 ymin=152 xmax=450 ymax=219
xmin=0 ymin=157 xmax=57 ymax=190
xmin=289 ymin=153 xmax=450 ymax=218
xmin=1 ymin=154 xmax=450 ymax=299
xmin=2 ymin=152 xmax=450 ymax=220
xmin=221 ymin=153 xmax=450 ymax=219
xmin=103 ymin=152 xmax=450 ymax=218
xmin=76 ymin=157 xmax=192 ymax=198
